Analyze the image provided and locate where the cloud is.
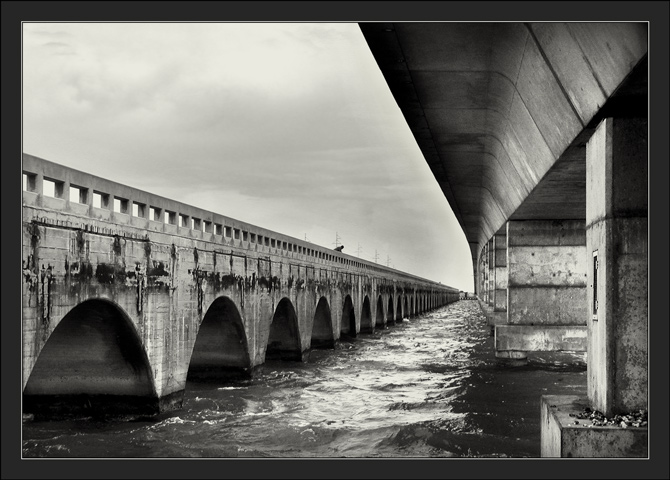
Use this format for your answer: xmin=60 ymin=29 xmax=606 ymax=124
xmin=21 ymin=22 xmax=475 ymax=290
xmin=30 ymin=30 xmax=72 ymax=38
xmin=42 ymin=41 xmax=71 ymax=48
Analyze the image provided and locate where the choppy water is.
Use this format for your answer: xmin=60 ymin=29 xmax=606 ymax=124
xmin=22 ymin=301 xmax=586 ymax=458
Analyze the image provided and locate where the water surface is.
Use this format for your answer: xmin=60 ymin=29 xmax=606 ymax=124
xmin=22 ymin=300 xmax=587 ymax=458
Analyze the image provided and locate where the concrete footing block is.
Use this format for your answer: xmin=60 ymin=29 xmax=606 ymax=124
xmin=494 ymin=349 xmax=528 ymax=366
xmin=495 ymin=325 xmax=587 ymax=352
xmin=541 ymin=395 xmax=648 ymax=458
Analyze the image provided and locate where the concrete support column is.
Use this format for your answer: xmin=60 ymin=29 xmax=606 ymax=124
xmin=470 ymin=243 xmax=479 ymax=297
xmin=487 ymin=238 xmax=495 ymax=307
xmin=495 ymin=220 xmax=588 ymax=361
xmin=540 ymin=117 xmax=648 ymax=459
xmin=482 ymin=242 xmax=489 ymax=305
xmin=479 ymin=244 xmax=488 ymax=303
xmin=493 ymin=232 xmax=508 ymax=313
xmin=485 ymin=232 xmax=508 ymax=329
xmin=586 ymin=117 xmax=647 ymax=416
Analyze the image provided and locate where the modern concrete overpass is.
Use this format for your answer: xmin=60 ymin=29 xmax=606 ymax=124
xmin=22 ymin=153 xmax=460 ymax=417
xmin=360 ymin=22 xmax=648 ymax=457
xmin=360 ymin=22 xmax=646 ymax=259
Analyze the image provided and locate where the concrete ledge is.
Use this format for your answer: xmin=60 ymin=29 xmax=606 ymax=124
xmin=495 ymin=325 xmax=587 ymax=352
xmin=541 ymin=395 xmax=648 ymax=457
xmin=495 ymin=349 xmax=528 ymax=366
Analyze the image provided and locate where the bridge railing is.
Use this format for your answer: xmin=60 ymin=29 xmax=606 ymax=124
xmin=23 ymin=153 xmax=458 ymax=293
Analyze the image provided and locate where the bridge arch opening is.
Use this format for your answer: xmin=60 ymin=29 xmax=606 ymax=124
xmin=188 ymin=296 xmax=250 ymax=381
xmin=360 ymin=295 xmax=373 ymax=333
xmin=311 ymin=296 xmax=334 ymax=349
xmin=340 ymin=295 xmax=357 ymax=338
xmin=375 ymin=296 xmax=385 ymax=328
xmin=387 ymin=296 xmax=395 ymax=325
xmin=266 ymin=298 xmax=302 ymax=361
xmin=396 ymin=296 xmax=403 ymax=323
xmin=404 ymin=296 xmax=409 ymax=319
xmin=23 ymin=299 xmax=157 ymax=417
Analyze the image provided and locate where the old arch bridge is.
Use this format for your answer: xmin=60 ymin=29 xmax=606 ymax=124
xmin=22 ymin=154 xmax=460 ymax=416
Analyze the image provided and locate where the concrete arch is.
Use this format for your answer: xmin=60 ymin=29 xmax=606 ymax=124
xmin=188 ymin=296 xmax=251 ymax=381
xmin=375 ymin=295 xmax=385 ymax=328
xmin=360 ymin=295 xmax=373 ymax=333
xmin=387 ymin=296 xmax=395 ymax=325
xmin=311 ymin=296 xmax=335 ymax=349
xmin=340 ymin=294 xmax=357 ymax=338
xmin=396 ymin=296 xmax=403 ymax=322
xmin=23 ymin=298 xmax=157 ymax=416
xmin=266 ymin=297 xmax=302 ymax=361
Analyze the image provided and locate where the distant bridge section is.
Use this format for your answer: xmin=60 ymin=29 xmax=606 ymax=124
xmin=22 ymin=153 xmax=460 ymax=416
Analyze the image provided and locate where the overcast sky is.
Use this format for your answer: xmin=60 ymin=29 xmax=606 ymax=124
xmin=22 ymin=22 xmax=474 ymax=291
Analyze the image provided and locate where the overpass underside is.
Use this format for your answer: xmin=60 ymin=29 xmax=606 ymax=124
xmin=360 ymin=22 xmax=648 ymax=457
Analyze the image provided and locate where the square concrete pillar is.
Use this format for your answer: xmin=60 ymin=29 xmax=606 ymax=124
xmin=485 ymin=241 xmax=490 ymax=304
xmin=493 ymin=232 xmax=507 ymax=312
xmin=488 ymin=238 xmax=495 ymax=306
xmin=496 ymin=220 xmax=588 ymax=358
xmin=586 ymin=117 xmax=647 ymax=416
xmin=507 ymin=219 xmax=587 ymax=325
xmin=469 ymin=242 xmax=479 ymax=296
xmin=480 ymin=244 xmax=489 ymax=303
xmin=485 ymin=232 xmax=508 ymax=328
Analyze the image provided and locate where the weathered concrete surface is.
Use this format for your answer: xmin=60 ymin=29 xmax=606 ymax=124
xmin=541 ymin=395 xmax=647 ymax=458
xmin=494 ymin=349 xmax=528 ymax=367
xmin=496 ymin=325 xmax=587 ymax=352
xmin=479 ymin=299 xmax=505 ymax=337
xmin=586 ymin=117 xmax=648 ymax=416
xmin=506 ymin=220 xmax=587 ymax=327
xmin=478 ymin=241 xmax=489 ymax=305
xmin=507 ymin=288 xmax=587 ymax=326
xmin=486 ymin=311 xmax=507 ymax=326
xmin=22 ymin=154 xmax=460 ymax=416
xmin=493 ymin=232 xmax=507 ymax=313
xmin=487 ymin=237 xmax=495 ymax=307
